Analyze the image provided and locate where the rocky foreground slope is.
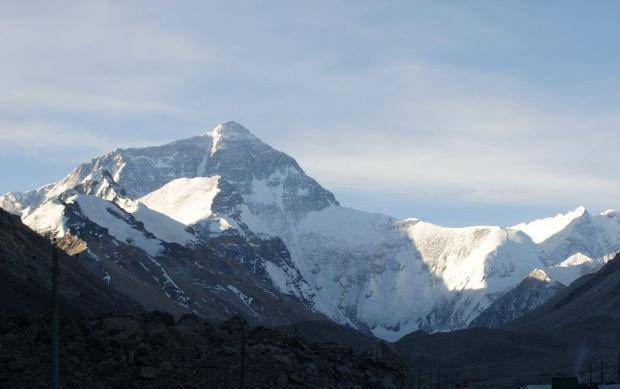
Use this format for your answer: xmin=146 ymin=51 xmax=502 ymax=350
xmin=0 ymin=312 xmax=404 ymax=389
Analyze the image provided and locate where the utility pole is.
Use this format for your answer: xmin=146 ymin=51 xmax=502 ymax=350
xmin=589 ymin=362 xmax=593 ymax=385
xmin=375 ymin=345 xmax=380 ymax=388
xmin=335 ymin=360 xmax=340 ymax=389
xmin=453 ymin=365 xmax=459 ymax=388
xmin=417 ymin=368 xmax=421 ymax=389
xmin=51 ymin=238 xmax=60 ymax=389
xmin=239 ymin=322 xmax=246 ymax=389
xmin=601 ymin=360 xmax=604 ymax=383
xmin=203 ymin=323 xmax=210 ymax=388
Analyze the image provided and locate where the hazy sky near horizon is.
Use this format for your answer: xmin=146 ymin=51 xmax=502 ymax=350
xmin=2 ymin=1 xmax=620 ymax=226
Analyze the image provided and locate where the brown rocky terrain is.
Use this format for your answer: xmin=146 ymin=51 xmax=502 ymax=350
xmin=0 ymin=312 xmax=405 ymax=388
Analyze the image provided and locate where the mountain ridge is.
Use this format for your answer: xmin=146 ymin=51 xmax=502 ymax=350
xmin=2 ymin=121 xmax=619 ymax=340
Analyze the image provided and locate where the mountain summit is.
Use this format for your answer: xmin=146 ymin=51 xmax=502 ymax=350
xmin=512 ymin=205 xmax=588 ymax=244
xmin=209 ymin=120 xmax=256 ymax=139
xmin=209 ymin=121 xmax=259 ymax=156
xmin=2 ymin=122 xmax=619 ymax=340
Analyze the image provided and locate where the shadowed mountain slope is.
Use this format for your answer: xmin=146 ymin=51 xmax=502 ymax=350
xmin=0 ymin=208 xmax=141 ymax=314
xmin=470 ymin=269 xmax=566 ymax=329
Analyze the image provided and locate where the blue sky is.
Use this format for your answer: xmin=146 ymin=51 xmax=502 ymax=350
xmin=1 ymin=1 xmax=620 ymax=226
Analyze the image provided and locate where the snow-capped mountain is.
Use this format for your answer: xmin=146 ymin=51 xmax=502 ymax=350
xmin=2 ymin=121 xmax=618 ymax=340
xmin=512 ymin=207 xmax=620 ymax=285
xmin=469 ymin=268 xmax=566 ymax=329
xmin=507 ymin=252 xmax=620 ymax=331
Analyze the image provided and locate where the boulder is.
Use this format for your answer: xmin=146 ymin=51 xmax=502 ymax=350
xmin=139 ymin=366 xmax=160 ymax=379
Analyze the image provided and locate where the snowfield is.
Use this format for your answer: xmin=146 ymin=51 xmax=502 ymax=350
xmin=139 ymin=177 xmax=221 ymax=225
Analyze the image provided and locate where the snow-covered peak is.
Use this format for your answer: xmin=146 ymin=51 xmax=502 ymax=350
xmin=209 ymin=121 xmax=254 ymax=137
xmin=554 ymin=252 xmax=594 ymax=268
xmin=511 ymin=206 xmax=588 ymax=244
xmin=527 ymin=268 xmax=551 ymax=282
xmin=602 ymin=209 xmax=619 ymax=217
xmin=209 ymin=121 xmax=258 ymax=155
xmin=138 ymin=176 xmax=222 ymax=225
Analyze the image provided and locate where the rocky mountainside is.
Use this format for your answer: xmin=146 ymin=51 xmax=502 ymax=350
xmin=0 ymin=312 xmax=405 ymax=389
xmin=508 ymin=252 xmax=620 ymax=331
xmin=469 ymin=269 xmax=566 ymax=329
xmin=2 ymin=121 xmax=619 ymax=340
xmin=0 ymin=208 xmax=140 ymax=315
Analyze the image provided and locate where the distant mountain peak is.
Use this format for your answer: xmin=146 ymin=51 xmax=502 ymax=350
xmin=602 ymin=209 xmax=619 ymax=217
xmin=512 ymin=206 xmax=590 ymax=244
xmin=568 ymin=205 xmax=589 ymax=219
xmin=208 ymin=121 xmax=258 ymax=156
xmin=209 ymin=121 xmax=255 ymax=139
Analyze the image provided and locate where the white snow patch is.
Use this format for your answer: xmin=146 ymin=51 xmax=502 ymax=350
xmin=22 ymin=199 xmax=68 ymax=237
xmin=555 ymin=252 xmax=594 ymax=268
xmin=227 ymin=285 xmax=257 ymax=315
xmin=116 ymin=198 xmax=196 ymax=245
xmin=70 ymin=194 xmax=163 ymax=256
xmin=263 ymin=260 xmax=306 ymax=299
xmin=264 ymin=261 xmax=289 ymax=293
xmin=139 ymin=177 xmax=221 ymax=225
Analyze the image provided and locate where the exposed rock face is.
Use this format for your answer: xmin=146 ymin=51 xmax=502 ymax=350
xmin=469 ymin=269 xmax=566 ymax=329
xmin=0 ymin=312 xmax=405 ymax=389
